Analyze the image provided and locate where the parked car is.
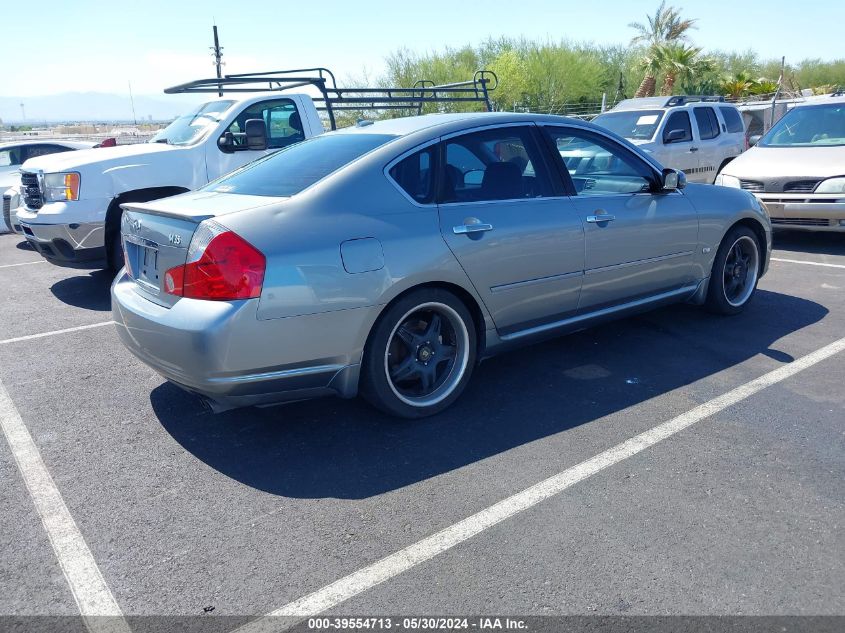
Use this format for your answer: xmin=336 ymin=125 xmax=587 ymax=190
xmin=112 ymin=112 xmax=771 ymax=418
xmin=3 ymin=185 xmax=22 ymax=235
xmin=16 ymin=68 xmax=496 ymax=270
xmin=716 ymin=95 xmax=845 ymax=232
xmin=592 ymin=96 xmax=746 ymax=183
xmin=0 ymin=140 xmax=98 ymax=233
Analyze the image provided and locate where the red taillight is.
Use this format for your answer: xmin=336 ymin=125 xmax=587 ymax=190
xmin=164 ymin=230 xmax=265 ymax=300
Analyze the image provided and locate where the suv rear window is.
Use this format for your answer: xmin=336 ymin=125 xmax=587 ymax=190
xmin=719 ymin=106 xmax=745 ymax=134
xmin=694 ymin=107 xmax=720 ymax=140
xmin=207 ymin=133 xmax=395 ymax=197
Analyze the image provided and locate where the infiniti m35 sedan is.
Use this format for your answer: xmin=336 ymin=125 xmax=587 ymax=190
xmin=112 ymin=112 xmax=771 ymax=418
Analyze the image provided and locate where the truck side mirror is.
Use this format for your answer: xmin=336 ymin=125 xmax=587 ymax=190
xmin=244 ymin=119 xmax=268 ymax=151
xmin=664 ymin=129 xmax=687 ymax=144
xmin=218 ymin=132 xmax=236 ymax=153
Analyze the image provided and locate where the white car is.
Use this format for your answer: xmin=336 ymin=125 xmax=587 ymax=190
xmin=592 ymin=96 xmax=746 ymax=183
xmin=0 ymin=140 xmax=98 ymax=233
xmin=716 ymin=94 xmax=845 ymax=232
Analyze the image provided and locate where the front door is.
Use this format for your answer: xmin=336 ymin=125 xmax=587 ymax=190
xmin=206 ymin=98 xmax=306 ymax=181
xmin=542 ymin=125 xmax=699 ymax=313
xmin=436 ymin=125 xmax=584 ymax=333
xmin=660 ymin=109 xmax=702 ymax=180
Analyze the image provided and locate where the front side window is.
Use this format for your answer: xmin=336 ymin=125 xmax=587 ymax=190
xmin=545 ymin=127 xmax=653 ymax=195
xmin=150 ymin=100 xmax=235 ymax=146
xmin=719 ymin=107 xmax=745 ymax=134
xmin=0 ymin=148 xmax=22 ymax=167
xmin=389 ymin=146 xmax=436 ymax=204
xmin=22 ymin=145 xmax=73 ymax=161
xmin=592 ymin=110 xmax=665 ymax=141
xmin=694 ymin=107 xmax=720 ymax=140
xmin=227 ymin=99 xmax=305 ymax=150
xmin=761 ymin=104 xmax=845 ymax=147
xmin=440 ymin=126 xmax=552 ymax=203
xmin=206 ymin=133 xmax=395 ymax=197
xmin=663 ymin=111 xmax=693 ymax=143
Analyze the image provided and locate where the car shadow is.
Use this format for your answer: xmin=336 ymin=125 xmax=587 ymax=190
xmin=151 ymin=289 xmax=827 ymax=500
xmin=774 ymin=230 xmax=845 ymax=256
xmin=15 ymin=240 xmax=33 ymax=251
xmin=49 ymin=270 xmax=113 ymax=311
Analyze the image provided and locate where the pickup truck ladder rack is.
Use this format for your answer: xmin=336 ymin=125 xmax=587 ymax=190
xmin=164 ymin=67 xmax=499 ymax=130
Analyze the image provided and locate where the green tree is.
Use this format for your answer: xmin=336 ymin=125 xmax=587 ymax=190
xmin=629 ymin=2 xmax=698 ymax=97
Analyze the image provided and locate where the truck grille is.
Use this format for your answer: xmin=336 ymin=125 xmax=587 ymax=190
xmin=783 ymin=180 xmax=821 ymax=193
xmin=740 ymin=179 xmax=764 ymax=192
xmin=770 ymin=218 xmax=831 ymax=227
xmin=21 ymin=172 xmax=43 ymax=210
xmin=2 ymin=194 xmax=11 ymax=231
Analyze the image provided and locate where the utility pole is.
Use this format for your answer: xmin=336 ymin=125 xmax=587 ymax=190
xmin=128 ymin=81 xmax=138 ymax=126
xmin=211 ymin=24 xmax=224 ymax=97
xmin=19 ymin=102 xmax=26 ymax=121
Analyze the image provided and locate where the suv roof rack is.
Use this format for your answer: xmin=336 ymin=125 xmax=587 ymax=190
xmin=664 ymin=95 xmax=726 ymax=107
xmin=164 ymin=67 xmax=498 ymax=130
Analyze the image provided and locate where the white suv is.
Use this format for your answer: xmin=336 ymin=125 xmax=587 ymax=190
xmin=592 ymin=96 xmax=746 ymax=183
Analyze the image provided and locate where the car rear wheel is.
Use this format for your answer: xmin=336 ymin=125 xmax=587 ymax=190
xmin=705 ymin=226 xmax=761 ymax=315
xmin=361 ymin=289 xmax=476 ymax=419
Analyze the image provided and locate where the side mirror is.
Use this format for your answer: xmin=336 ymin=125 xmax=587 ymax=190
xmin=664 ymin=129 xmax=687 ymax=143
xmin=217 ymin=131 xmax=235 ymax=153
xmin=748 ymin=134 xmax=762 ymax=147
xmin=244 ymin=119 xmax=268 ymax=151
xmin=662 ymin=168 xmax=686 ymax=191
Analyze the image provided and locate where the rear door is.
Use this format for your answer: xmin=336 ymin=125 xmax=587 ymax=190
xmin=541 ymin=124 xmax=699 ymax=312
xmin=692 ymin=106 xmax=723 ymax=182
xmin=435 ymin=124 xmax=585 ymax=333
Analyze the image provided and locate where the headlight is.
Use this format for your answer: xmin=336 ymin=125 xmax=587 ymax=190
xmin=715 ymin=174 xmax=741 ymax=188
xmin=43 ymin=172 xmax=81 ymax=202
xmin=814 ymin=177 xmax=845 ymax=194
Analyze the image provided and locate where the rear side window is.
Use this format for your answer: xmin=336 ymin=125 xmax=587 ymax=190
xmin=207 ymin=133 xmax=395 ymax=197
xmin=663 ymin=111 xmax=693 ymax=143
xmin=22 ymin=145 xmax=73 ymax=161
xmin=719 ymin=106 xmax=745 ymax=134
xmin=389 ymin=146 xmax=436 ymax=204
xmin=694 ymin=107 xmax=720 ymax=140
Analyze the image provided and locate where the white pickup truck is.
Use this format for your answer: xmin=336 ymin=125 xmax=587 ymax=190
xmin=17 ymin=68 xmax=496 ymax=270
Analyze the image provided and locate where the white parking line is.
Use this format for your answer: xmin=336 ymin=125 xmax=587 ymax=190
xmin=0 ymin=260 xmax=47 ymax=269
xmin=771 ymin=257 xmax=845 ymax=269
xmin=0 ymin=378 xmax=130 ymax=633
xmin=0 ymin=321 xmax=114 ymax=346
xmin=235 ymin=335 xmax=845 ymax=631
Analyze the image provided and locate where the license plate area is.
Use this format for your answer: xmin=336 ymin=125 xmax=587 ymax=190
xmin=124 ymin=234 xmax=161 ymax=293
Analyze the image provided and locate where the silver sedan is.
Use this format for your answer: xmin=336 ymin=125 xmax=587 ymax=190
xmin=112 ymin=112 xmax=771 ymax=418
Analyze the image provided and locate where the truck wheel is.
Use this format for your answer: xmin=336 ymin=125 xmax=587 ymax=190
xmin=705 ymin=226 xmax=761 ymax=315
xmin=107 ymin=228 xmax=123 ymax=272
xmin=360 ymin=289 xmax=477 ymax=419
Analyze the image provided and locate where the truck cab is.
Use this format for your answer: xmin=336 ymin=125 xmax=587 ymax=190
xmin=17 ymin=93 xmax=324 ymax=269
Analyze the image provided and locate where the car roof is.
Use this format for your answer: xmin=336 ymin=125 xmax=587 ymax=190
xmin=793 ymin=94 xmax=845 ymax=108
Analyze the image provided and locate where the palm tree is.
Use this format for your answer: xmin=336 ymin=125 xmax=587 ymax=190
xmin=720 ymin=72 xmax=757 ymax=99
xmin=659 ymin=44 xmax=711 ymax=95
xmin=630 ymin=2 xmax=697 ymax=98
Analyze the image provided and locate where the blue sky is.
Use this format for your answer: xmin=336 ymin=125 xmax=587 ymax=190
xmin=3 ymin=0 xmax=843 ymax=97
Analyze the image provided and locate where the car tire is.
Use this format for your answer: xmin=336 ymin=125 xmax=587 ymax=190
xmin=107 ymin=227 xmax=123 ymax=273
xmin=360 ymin=289 xmax=477 ymax=419
xmin=705 ymin=225 xmax=761 ymax=315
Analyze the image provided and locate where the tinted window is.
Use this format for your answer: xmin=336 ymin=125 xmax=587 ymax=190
xmin=0 ymin=147 xmax=23 ymax=166
xmin=719 ymin=107 xmax=745 ymax=134
xmin=441 ymin=127 xmax=552 ymax=203
xmin=694 ymin=107 xmax=720 ymax=140
xmin=207 ymin=133 xmax=395 ymax=197
xmin=592 ymin=110 xmax=665 ymax=140
xmin=545 ymin=127 xmax=653 ymax=195
xmin=389 ymin=146 xmax=436 ymax=204
xmin=22 ymin=145 xmax=73 ymax=161
xmin=663 ymin=111 xmax=693 ymax=143
xmin=761 ymin=104 xmax=845 ymax=147
xmin=227 ymin=99 xmax=304 ymax=150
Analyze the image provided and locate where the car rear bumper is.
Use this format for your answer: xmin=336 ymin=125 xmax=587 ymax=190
xmin=111 ymin=272 xmax=367 ymax=408
xmin=758 ymin=196 xmax=845 ymax=232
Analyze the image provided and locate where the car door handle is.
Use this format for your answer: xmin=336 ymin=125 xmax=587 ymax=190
xmin=453 ymin=223 xmax=494 ymax=235
xmin=586 ymin=214 xmax=616 ymax=223
xmin=689 ymin=147 xmax=699 ymax=152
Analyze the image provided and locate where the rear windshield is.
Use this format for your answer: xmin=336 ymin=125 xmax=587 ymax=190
xmin=760 ymin=103 xmax=845 ymax=147
xmin=207 ymin=133 xmax=396 ymax=197
xmin=592 ymin=110 xmax=665 ymax=140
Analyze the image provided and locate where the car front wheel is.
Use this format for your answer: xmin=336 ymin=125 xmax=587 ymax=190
xmin=361 ymin=289 xmax=477 ymax=419
xmin=706 ymin=225 xmax=761 ymax=315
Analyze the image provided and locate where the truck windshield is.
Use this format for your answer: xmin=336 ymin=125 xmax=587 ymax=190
xmin=206 ymin=133 xmax=396 ymax=197
xmin=592 ymin=110 xmax=665 ymax=141
xmin=149 ymin=101 xmax=235 ymax=146
xmin=760 ymin=103 xmax=845 ymax=147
